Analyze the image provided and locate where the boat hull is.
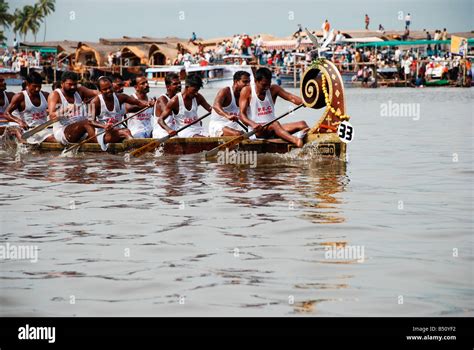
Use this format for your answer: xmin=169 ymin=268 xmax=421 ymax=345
xmin=29 ymin=135 xmax=345 ymax=159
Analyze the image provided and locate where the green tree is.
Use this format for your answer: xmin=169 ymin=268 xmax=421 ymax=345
xmin=0 ymin=0 xmax=13 ymax=45
xmin=37 ymin=0 xmax=55 ymax=42
xmin=13 ymin=5 xmax=42 ymax=42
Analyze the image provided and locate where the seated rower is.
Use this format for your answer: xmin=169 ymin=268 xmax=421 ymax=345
xmin=48 ymin=71 xmax=99 ymax=145
xmin=90 ymin=76 xmax=153 ymax=151
xmin=209 ymin=70 xmax=250 ymax=137
xmin=239 ymin=67 xmax=309 ymax=147
xmin=126 ymin=75 xmax=155 ymax=138
xmin=158 ymin=74 xmax=212 ymax=138
xmin=3 ymin=72 xmax=56 ymax=143
xmin=153 ymin=72 xmax=181 ymax=139
xmin=0 ymin=78 xmax=15 ymax=128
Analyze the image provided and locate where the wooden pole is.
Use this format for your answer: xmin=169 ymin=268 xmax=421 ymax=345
xmin=293 ymin=56 xmax=297 ymax=88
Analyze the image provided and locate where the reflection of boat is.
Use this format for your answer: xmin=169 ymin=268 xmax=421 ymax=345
xmin=2 ymin=60 xmax=350 ymax=160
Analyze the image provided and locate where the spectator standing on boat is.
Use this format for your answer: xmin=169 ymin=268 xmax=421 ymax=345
xmin=90 ymin=76 xmax=152 ymax=151
xmin=4 ymin=72 xmax=56 ymax=143
xmin=153 ymin=73 xmax=181 ymax=138
xmin=334 ymin=30 xmax=344 ymax=43
xmin=126 ymin=75 xmax=155 ymax=138
xmin=405 ymin=13 xmax=411 ymax=29
xmin=426 ymin=31 xmax=432 ymax=53
xmin=209 ymin=71 xmax=250 ymax=137
xmin=365 ymin=14 xmax=370 ymax=30
xmin=378 ymin=24 xmax=385 ymax=33
xmin=239 ymin=67 xmax=309 ymax=148
xmin=189 ymin=32 xmax=197 ymax=43
xmin=322 ymin=20 xmax=330 ymax=40
xmin=441 ymin=28 xmax=448 ymax=51
xmin=159 ymin=74 xmax=212 ymax=138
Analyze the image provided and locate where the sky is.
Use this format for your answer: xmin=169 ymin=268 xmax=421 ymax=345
xmin=4 ymin=0 xmax=473 ymax=44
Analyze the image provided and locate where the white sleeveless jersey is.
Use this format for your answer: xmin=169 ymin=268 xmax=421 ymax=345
xmin=20 ymin=90 xmax=48 ymax=127
xmin=248 ymin=84 xmax=275 ymax=124
xmin=174 ymin=93 xmax=203 ymax=136
xmin=127 ymin=93 xmax=153 ymax=137
xmin=153 ymin=94 xmax=176 ymax=135
xmin=97 ymin=93 xmax=125 ymax=127
xmin=54 ymin=89 xmax=88 ymax=128
xmin=210 ymin=86 xmax=240 ymax=123
xmin=0 ymin=91 xmax=10 ymax=126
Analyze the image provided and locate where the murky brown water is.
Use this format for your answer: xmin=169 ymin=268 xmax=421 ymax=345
xmin=0 ymin=87 xmax=472 ymax=316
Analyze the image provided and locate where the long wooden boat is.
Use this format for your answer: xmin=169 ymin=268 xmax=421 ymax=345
xmin=1 ymin=60 xmax=349 ymax=160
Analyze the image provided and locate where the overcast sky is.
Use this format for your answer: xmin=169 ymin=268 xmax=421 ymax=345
xmin=5 ymin=0 xmax=473 ymax=44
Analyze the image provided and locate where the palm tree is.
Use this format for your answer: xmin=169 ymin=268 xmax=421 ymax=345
xmin=37 ymin=0 xmax=55 ymax=42
xmin=14 ymin=5 xmax=41 ymax=42
xmin=0 ymin=0 xmax=13 ymax=45
xmin=30 ymin=4 xmax=42 ymax=42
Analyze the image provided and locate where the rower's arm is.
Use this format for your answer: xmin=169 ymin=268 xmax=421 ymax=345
xmin=4 ymin=93 xmax=26 ymax=126
xmin=273 ymin=84 xmax=303 ymax=105
xmin=119 ymin=94 xmax=153 ymax=109
xmin=196 ymin=93 xmax=212 ymax=113
xmin=212 ymin=88 xmax=234 ymax=120
xmin=47 ymin=91 xmax=60 ymax=121
xmin=238 ymin=86 xmax=258 ymax=129
xmin=78 ymin=86 xmax=99 ymax=100
xmin=158 ymin=97 xmax=178 ymax=133
xmin=154 ymin=97 xmax=166 ymax=122
xmin=89 ymin=97 xmax=105 ymax=128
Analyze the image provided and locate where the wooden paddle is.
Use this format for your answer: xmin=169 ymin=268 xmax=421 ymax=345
xmin=21 ymin=97 xmax=94 ymax=141
xmin=204 ymin=104 xmax=304 ymax=159
xmin=62 ymin=106 xmax=149 ymax=154
xmin=129 ymin=111 xmax=212 ymax=158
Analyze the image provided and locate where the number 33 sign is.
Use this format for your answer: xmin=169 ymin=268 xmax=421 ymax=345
xmin=338 ymin=121 xmax=354 ymax=143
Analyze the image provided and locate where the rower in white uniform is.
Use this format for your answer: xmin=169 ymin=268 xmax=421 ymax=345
xmin=126 ymin=75 xmax=155 ymax=138
xmin=47 ymin=71 xmax=98 ymax=145
xmin=158 ymin=74 xmax=212 ymax=138
xmin=90 ymin=76 xmax=153 ymax=151
xmin=209 ymin=71 xmax=250 ymax=137
xmin=3 ymin=72 xmax=56 ymax=143
xmin=153 ymin=72 xmax=181 ymax=138
xmin=0 ymin=78 xmax=15 ymax=127
xmin=239 ymin=67 xmax=309 ymax=147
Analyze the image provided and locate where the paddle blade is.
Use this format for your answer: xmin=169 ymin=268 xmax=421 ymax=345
xmin=130 ymin=139 xmax=162 ymax=158
xmin=205 ymin=134 xmax=246 ymax=159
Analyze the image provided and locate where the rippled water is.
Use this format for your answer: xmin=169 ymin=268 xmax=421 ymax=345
xmin=0 ymin=87 xmax=472 ymax=316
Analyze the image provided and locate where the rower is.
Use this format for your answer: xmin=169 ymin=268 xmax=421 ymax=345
xmin=90 ymin=76 xmax=153 ymax=151
xmin=0 ymin=78 xmax=15 ymax=127
xmin=239 ymin=67 xmax=309 ymax=147
xmin=158 ymin=74 xmax=212 ymax=138
xmin=3 ymin=72 xmax=56 ymax=143
xmin=153 ymin=72 xmax=181 ymax=138
xmin=209 ymin=71 xmax=250 ymax=137
xmin=125 ymin=75 xmax=155 ymax=138
xmin=47 ymin=71 xmax=99 ymax=145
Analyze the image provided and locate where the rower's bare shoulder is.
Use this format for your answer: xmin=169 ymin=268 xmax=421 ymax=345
xmin=240 ymin=85 xmax=252 ymax=96
xmin=47 ymin=90 xmax=60 ymax=102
